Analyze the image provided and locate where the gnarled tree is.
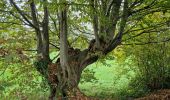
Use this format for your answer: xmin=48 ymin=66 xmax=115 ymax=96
xmin=1 ymin=0 xmax=170 ymax=99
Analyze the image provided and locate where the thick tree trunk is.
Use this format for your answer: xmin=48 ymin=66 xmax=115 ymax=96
xmin=47 ymin=68 xmax=84 ymax=99
xmin=47 ymin=40 xmax=110 ymax=99
xmin=46 ymin=47 xmax=82 ymax=98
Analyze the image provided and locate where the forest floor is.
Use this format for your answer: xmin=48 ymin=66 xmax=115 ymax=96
xmin=135 ymin=89 xmax=170 ymax=100
xmin=56 ymin=89 xmax=170 ymax=100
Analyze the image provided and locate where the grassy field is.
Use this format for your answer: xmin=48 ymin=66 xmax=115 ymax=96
xmin=79 ymin=60 xmax=136 ymax=99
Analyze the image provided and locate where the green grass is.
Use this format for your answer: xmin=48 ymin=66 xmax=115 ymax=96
xmin=79 ymin=60 xmax=136 ymax=98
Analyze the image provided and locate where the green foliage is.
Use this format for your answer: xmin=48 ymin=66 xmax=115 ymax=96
xmin=0 ymin=61 xmax=49 ymax=99
xmin=80 ymin=68 xmax=97 ymax=83
xmin=122 ymin=36 xmax=170 ymax=98
xmin=132 ymin=43 xmax=170 ymax=90
xmin=0 ymin=28 xmax=49 ymax=99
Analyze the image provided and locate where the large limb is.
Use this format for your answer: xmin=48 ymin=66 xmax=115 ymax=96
xmin=130 ymin=0 xmax=157 ymax=16
xmin=42 ymin=0 xmax=50 ymax=61
xmin=29 ymin=0 xmax=43 ymax=54
xmin=9 ymin=0 xmax=37 ymax=29
xmin=91 ymin=0 xmax=100 ymax=48
xmin=79 ymin=0 xmax=129 ymax=72
xmin=79 ymin=0 xmax=127 ymax=72
xmin=107 ymin=0 xmax=122 ymax=40
xmin=104 ymin=0 xmax=129 ymax=54
xmin=99 ymin=0 xmax=122 ymax=41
